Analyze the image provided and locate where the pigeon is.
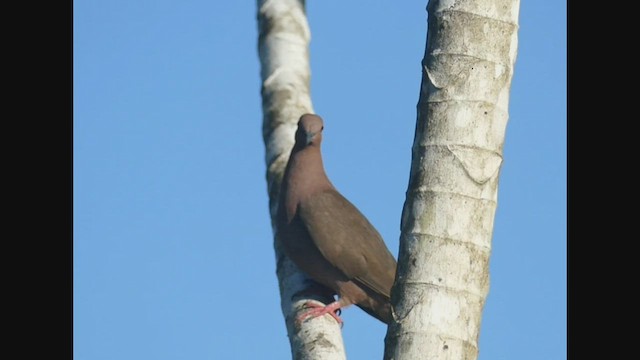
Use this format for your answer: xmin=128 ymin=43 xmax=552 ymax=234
xmin=276 ymin=114 xmax=397 ymax=325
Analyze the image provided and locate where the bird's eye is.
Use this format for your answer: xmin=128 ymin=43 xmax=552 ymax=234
xmin=321 ymin=126 xmax=324 ymax=130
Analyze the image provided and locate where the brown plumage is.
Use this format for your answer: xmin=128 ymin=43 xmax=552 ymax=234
xmin=276 ymin=114 xmax=397 ymax=325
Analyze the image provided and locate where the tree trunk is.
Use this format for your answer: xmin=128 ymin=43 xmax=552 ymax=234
xmin=384 ymin=1 xmax=520 ymax=359
xmin=257 ymin=0 xmax=347 ymax=359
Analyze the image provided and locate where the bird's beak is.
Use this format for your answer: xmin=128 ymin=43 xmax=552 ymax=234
xmin=306 ymin=131 xmax=317 ymax=145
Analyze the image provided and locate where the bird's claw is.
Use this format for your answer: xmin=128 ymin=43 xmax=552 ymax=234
xmin=296 ymin=301 xmax=344 ymax=327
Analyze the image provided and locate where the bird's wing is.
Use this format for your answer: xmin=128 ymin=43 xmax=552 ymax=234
xmin=297 ymin=190 xmax=397 ymax=298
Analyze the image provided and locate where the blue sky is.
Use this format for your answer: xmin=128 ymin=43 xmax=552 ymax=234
xmin=74 ymin=1 xmax=566 ymax=359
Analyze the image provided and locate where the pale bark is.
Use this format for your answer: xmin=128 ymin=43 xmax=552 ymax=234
xmin=384 ymin=1 xmax=520 ymax=359
xmin=257 ymin=0 xmax=346 ymax=359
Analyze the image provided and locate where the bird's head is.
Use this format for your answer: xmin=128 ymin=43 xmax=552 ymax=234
xmin=295 ymin=114 xmax=324 ymax=147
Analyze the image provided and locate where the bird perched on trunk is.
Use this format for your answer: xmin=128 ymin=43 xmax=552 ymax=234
xmin=276 ymin=113 xmax=397 ymax=325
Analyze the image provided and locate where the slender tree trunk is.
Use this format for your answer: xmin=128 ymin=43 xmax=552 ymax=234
xmin=384 ymin=1 xmax=520 ymax=359
xmin=257 ymin=1 xmax=347 ymax=359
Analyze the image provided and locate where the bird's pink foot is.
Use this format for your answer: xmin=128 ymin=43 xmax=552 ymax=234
xmin=297 ymin=301 xmax=344 ymax=326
